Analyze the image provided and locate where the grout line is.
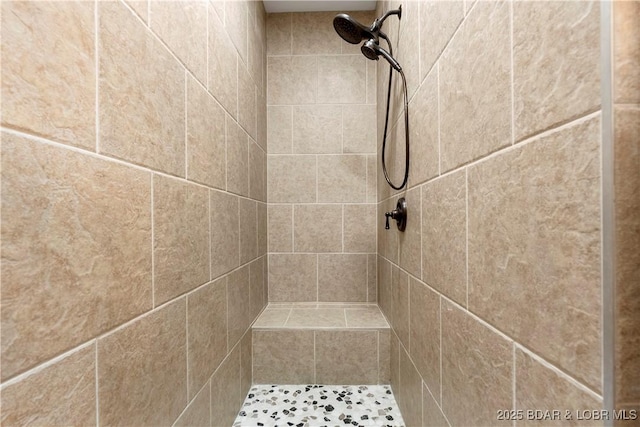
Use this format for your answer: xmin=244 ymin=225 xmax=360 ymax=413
xmin=510 ymin=0 xmax=515 ymax=146
xmin=95 ymin=0 xmax=100 ymax=154
xmin=185 ymin=70 xmax=189 ymax=179
xmin=209 ymin=192 xmax=212 ymax=280
xmin=316 ymin=254 xmax=319 ymax=302
xmin=465 ymin=168 xmax=469 ymax=308
xmin=341 ymin=205 xmax=345 ymax=253
xmin=185 ymin=297 xmax=190 ymax=400
xmin=226 ymin=278 xmax=230 ymax=353
xmin=151 ymin=174 xmax=155 ymax=308
xmin=291 ymin=205 xmax=295 ymax=253
xmin=512 ymin=343 xmax=517 ymax=427
xmin=436 ymin=62 xmax=441 ymax=176
xmin=206 ymin=1 xmax=209 ymax=91
xmin=95 ymin=340 xmax=100 ymax=427
xmin=439 ymin=296 xmax=443 ymax=405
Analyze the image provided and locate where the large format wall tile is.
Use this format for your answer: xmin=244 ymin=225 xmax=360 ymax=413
xmin=0 ymin=345 xmax=96 ymax=426
xmin=292 ymin=12 xmax=342 ymax=55
xmin=240 ymin=198 xmax=258 ymax=264
xmin=150 ymin=1 xmax=207 ymax=84
xmin=267 ymin=106 xmax=293 ymax=154
xmin=250 ymin=258 xmax=267 ymax=320
xmin=211 ymin=347 xmax=242 ymax=427
xmin=238 ymin=62 xmax=257 ymax=140
xmin=421 ymin=169 xmax=467 ymax=306
xmin=1 ymin=1 xmax=95 ymax=150
xmin=441 ymin=302 xmax=512 ymax=426
xmin=343 ymin=105 xmax=377 ymax=154
xmin=392 ymin=266 xmax=410 ymax=349
xmin=174 ymin=382 xmax=210 ymax=427
xmin=241 ymin=330 xmax=253 ymax=397
xmin=344 ymin=204 xmax=376 ymax=253
xmin=292 ymin=105 xmax=342 ymax=154
xmin=267 ymin=56 xmax=317 ymax=105
xmin=468 ymin=116 xmax=601 ymax=391
xmin=98 ymin=300 xmax=187 ymax=426
xmin=317 ymin=155 xmax=367 ymax=202
xmin=408 ymin=67 xmax=439 ymax=187
xmin=318 ymin=254 xmax=368 ymax=302
xmin=378 ymin=256 xmax=393 ymax=321
xmin=419 ymin=0 xmax=464 ymax=82
xmin=268 ymin=254 xmax=317 ymax=302
xmin=294 ymin=204 xmax=342 ymax=253
xmin=409 ymin=278 xmax=440 ymax=404
xmin=267 ymin=13 xmax=291 ymax=55
xmin=615 ymin=107 xmax=640 ymax=403
xmin=398 ymin=186 xmax=421 ymax=278
xmin=268 ymin=204 xmax=293 ymax=252
xmin=439 ymin=0 xmax=511 ymax=172
xmin=249 ymin=141 xmax=266 ymax=201
xmin=268 ymin=155 xmax=316 ymax=203
xmin=225 ymin=0 xmax=248 ymax=64
xmin=1 ymin=134 xmax=152 ymax=380
xmin=614 ymin=1 xmax=640 ymax=104
xmin=99 ymin=1 xmax=185 ymax=176
xmin=228 ymin=265 xmax=252 ymax=349
xmin=398 ymin=345 xmax=422 ymax=427
xmin=317 ymin=56 xmax=366 ymax=104
xmin=186 ymin=75 xmax=226 ymax=189
xmin=253 ymin=330 xmax=314 ymax=383
xmin=153 ymin=175 xmax=209 ymax=305
xmin=187 ymin=278 xmax=227 ymax=400
xmin=209 ymin=7 xmax=238 ymax=118
xmin=227 ymin=116 xmax=249 ymax=197
xmin=514 ymin=1 xmax=600 ymax=141
xmin=316 ymin=331 xmax=378 ymax=384
xmin=515 ymin=348 xmax=602 ymax=427
xmin=210 ymin=190 xmax=240 ymax=279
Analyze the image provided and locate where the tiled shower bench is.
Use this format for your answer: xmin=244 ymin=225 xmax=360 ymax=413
xmin=251 ymin=303 xmax=390 ymax=385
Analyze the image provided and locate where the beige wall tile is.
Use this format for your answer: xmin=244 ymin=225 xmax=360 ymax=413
xmin=228 ymin=265 xmax=252 ymax=349
xmin=366 ymin=61 xmax=377 ymax=105
xmin=390 ymin=331 xmax=400 ymax=393
xmin=410 ymin=278 xmax=440 ymax=405
xmin=253 ymin=308 xmax=291 ymax=328
xmin=344 ymin=204 xmax=376 ymax=253
xmin=268 ymin=204 xmax=293 ymax=252
xmin=615 ymin=107 xmax=640 ymax=403
xmin=1 ymin=134 xmax=152 ymax=380
xmin=395 ymin=0 xmax=421 ymax=100
xmin=187 ymin=278 xmax=227 ymax=400
xmin=268 ymin=155 xmax=317 ymax=203
xmin=267 ymin=56 xmax=317 ymax=105
xmin=174 ymin=382 xmax=210 ymax=427
xmin=248 ymin=18 xmax=264 ymax=96
xmin=241 ymin=331 xmax=252 ymax=397
xmin=441 ymin=301 xmax=512 ymax=426
xmin=421 ymin=169 xmax=467 ymax=306
xmin=238 ymin=62 xmax=257 ymax=140
xmin=257 ymin=92 xmax=268 ymax=151
xmin=516 ymin=348 xmax=602 ymax=427
xmin=267 ymin=13 xmax=291 ymax=55
xmin=422 ymin=383 xmax=448 ymax=427
xmin=379 ymin=329 xmax=391 ymax=383
xmin=249 ymin=141 xmax=266 ymax=201
xmin=439 ymin=0 xmax=511 ymax=172
xmin=186 ymin=75 xmax=226 ymax=189
xmin=250 ymin=258 xmax=266 ymax=320
xmin=267 ymin=106 xmax=293 ymax=154
xmin=392 ymin=265 xmax=410 ymax=349
xmin=292 ymin=12 xmax=342 ymax=55
xmin=286 ymin=308 xmax=346 ymax=328
xmin=398 ymin=344 xmax=423 ymax=427
xmin=318 ymin=254 xmax=368 ymax=302
xmin=227 ymin=116 xmax=249 ymax=197
xmin=211 ymin=347 xmax=242 ymax=427
xmin=419 ymin=0 xmax=464 ymax=82
xmin=150 ymin=1 xmax=207 ymax=84
xmin=98 ymin=299 xmax=187 ymax=426
xmin=292 ymin=105 xmax=342 ymax=154
xmin=378 ymin=256 xmax=393 ymax=321
xmin=125 ymin=0 xmax=148 ymax=23
xmin=614 ymin=1 xmax=640 ymax=103
xmin=318 ymin=56 xmax=367 ymax=104
xmin=258 ymin=203 xmax=268 ymax=256
xmin=210 ymin=190 xmax=240 ymax=279
xmin=514 ymin=1 xmax=600 ymax=141
xmin=316 ymin=331 xmax=379 ymax=384
xmin=367 ymin=155 xmax=377 ymax=203
xmin=268 ymin=254 xmax=317 ymax=302
xmin=318 ymin=155 xmax=367 ymax=202
xmin=294 ymin=204 xmax=343 ymax=252
xmin=99 ymin=1 xmax=185 ymax=176
xmin=368 ymin=253 xmax=377 ymax=302
xmin=345 ymin=307 xmax=389 ymax=328
xmin=253 ymin=330 xmax=314 ymax=383
xmin=209 ymin=8 xmax=238 ymax=118
xmin=343 ymin=105 xmax=377 ymax=154
xmin=468 ymin=116 xmax=601 ymax=392
xmin=225 ymin=0 xmax=248 ymax=64
xmin=378 ymin=197 xmax=399 ymax=264
xmin=408 ymin=66 xmax=439 ymax=187
xmin=239 ymin=198 xmax=258 ymax=264
xmin=1 ymin=1 xmax=95 ymax=150
xmin=0 ymin=345 xmax=96 ymax=426
xmin=398 ymin=186 xmax=422 ymax=278
xmin=153 ymin=175 xmax=209 ymax=305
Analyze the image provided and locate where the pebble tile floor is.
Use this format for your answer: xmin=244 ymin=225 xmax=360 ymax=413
xmin=233 ymin=385 xmax=405 ymax=427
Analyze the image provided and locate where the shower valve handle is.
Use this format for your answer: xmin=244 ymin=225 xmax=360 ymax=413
xmin=384 ymin=197 xmax=407 ymax=232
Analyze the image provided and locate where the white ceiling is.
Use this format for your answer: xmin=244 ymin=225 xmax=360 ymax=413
xmin=263 ymin=1 xmax=376 ymax=13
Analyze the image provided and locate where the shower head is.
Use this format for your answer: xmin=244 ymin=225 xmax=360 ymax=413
xmin=333 ymin=14 xmax=377 ymax=44
xmin=361 ymin=39 xmax=402 ymax=72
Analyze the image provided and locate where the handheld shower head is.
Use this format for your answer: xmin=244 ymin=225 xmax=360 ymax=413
xmin=333 ymin=14 xmax=377 ymax=44
xmin=361 ymin=39 xmax=402 ymax=72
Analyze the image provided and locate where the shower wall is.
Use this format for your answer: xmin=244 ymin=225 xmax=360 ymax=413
xmin=376 ymin=1 xmax=607 ymax=425
xmin=1 ymin=1 xmax=267 ymax=425
xmin=614 ymin=0 xmax=640 ymax=418
xmin=266 ymin=11 xmax=378 ymax=303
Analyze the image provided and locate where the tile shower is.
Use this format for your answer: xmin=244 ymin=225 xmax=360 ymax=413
xmin=0 ymin=2 xmax=638 ymax=427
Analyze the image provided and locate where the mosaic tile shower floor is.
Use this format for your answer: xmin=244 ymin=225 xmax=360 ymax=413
xmin=233 ymin=385 xmax=405 ymax=427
